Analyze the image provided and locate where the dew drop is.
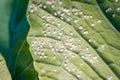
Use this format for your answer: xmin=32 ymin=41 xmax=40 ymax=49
xmin=53 ymin=69 xmax=57 ymax=72
xmin=74 ymin=12 xmax=78 ymax=16
xmin=70 ymin=31 xmax=73 ymax=35
xmin=101 ymin=44 xmax=105 ymax=49
xmin=66 ymin=18 xmax=71 ymax=22
xmin=107 ymin=76 xmax=113 ymax=80
xmin=41 ymin=69 xmax=46 ymax=73
xmin=105 ymin=7 xmax=112 ymax=13
xmin=38 ymin=3 xmax=43 ymax=8
xmin=79 ymin=25 xmax=83 ymax=30
xmin=80 ymin=11 xmax=83 ymax=15
xmin=91 ymin=23 xmax=95 ymax=27
xmin=59 ymin=1 xmax=62 ymax=5
xmin=88 ymin=39 xmax=92 ymax=42
xmin=83 ymin=30 xmax=89 ymax=35
xmin=80 ymin=63 xmax=84 ymax=66
xmin=57 ymin=23 xmax=61 ymax=27
xmin=112 ymin=14 xmax=116 ymax=18
xmin=77 ymin=71 xmax=82 ymax=78
xmin=97 ymin=19 xmax=101 ymax=23
xmin=67 ymin=12 xmax=71 ymax=15
xmin=89 ymin=15 xmax=93 ymax=19
xmin=53 ymin=55 xmax=56 ymax=60
xmin=74 ymin=19 xmax=78 ymax=23
xmin=57 ymin=10 xmax=61 ymax=14
xmin=116 ymin=7 xmax=120 ymax=11
xmin=51 ymin=4 xmax=55 ymax=8
xmin=86 ymin=47 xmax=89 ymax=50
xmin=43 ymin=5 xmax=47 ymax=9
xmin=115 ymin=0 xmax=119 ymax=2
xmin=54 ymin=12 xmax=57 ymax=16
xmin=30 ymin=9 xmax=34 ymax=13
xmin=60 ymin=17 xmax=64 ymax=20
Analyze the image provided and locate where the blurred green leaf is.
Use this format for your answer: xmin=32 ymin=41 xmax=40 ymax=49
xmin=0 ymin=0 xmax=12 ymax=79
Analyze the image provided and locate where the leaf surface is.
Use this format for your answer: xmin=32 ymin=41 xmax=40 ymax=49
xmin=27 ymin=0 xmax=120 ymax=80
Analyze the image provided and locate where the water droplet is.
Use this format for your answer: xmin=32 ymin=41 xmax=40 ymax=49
xmin=80 ymin=11 xmax=83 ymax=15
xmin=97 ymin=19 xmax=101 ymax=23
xmin=101 ymin=44 xmax=105 ymax=49
xmin=30 ymin=9 xmax=34 ymax=13
xmin=66 ymin=18 xmax=71 ymax=22
xmin=83 ymin=30 xmax=89 ymax=35
xmin=67 ymin=12 xmax=71 ymax=15
xmin=74 ymin=19 xmax=78 ymax=23
xmin=116 ymin=7 xmax=120 ymax=11
xmin=89 ymin=15 xmax=93 ymax=19
xmin=53 ymin=55 xmax=56 ymax=60
xmin=59 ymin=1 xmax=62 ymax=5
xmin=57 ymin=23 xmax=61 ymax=27
xmin=43 ymin=5 xmax=47 ymax=9
xmin=115 ymin=0 xmax=119 ymax=2
xmin=41 ymin=69 xmax=46 ymax=73
xmin=77 ymin=71 xmax=82 ymax=78
xmin=91 ymin=23 xmax=95 ymax=27
xmin=112 ymin=14 xmax=116 ymax=18
xmin=79 ymin=25 xmax=83 ymax=30
xmin=61 ymin=13 xmax=64 ymax=17
xmin=38 ymin=3 xmax=43 ymax=8
xmin=54 ymin=12 xmax=57 ymax=16
xmin=80 ymin=63 xmax=83 ymax=66
xmin=41 ymin=15 xmax=46 ymax=19
xmin=74 ymin=12 xmax=78 ymax=16
xmin=60 ymin=17 xmax=64 ymax=20
xmin=51 ymin=4 xmax=55 ymax=8
xmin=57 ymin=36 xmax=61 ymax=39
xmin=86 ymin=47 xmax=89 ymax=50
xmin=105 ymin=7 xmax=112 ymax=13
xmin=88 ymin=39 xmax=92 ymax=42
xmin=70 ymin=31 xmax=73 ymax=35
xmin=57 ymin=10 xmax=61 ymax=14
xmin=53 ymin=69 xmax=57 ymax=72
xmin=107 ymin=76 xmax=113 ymax=80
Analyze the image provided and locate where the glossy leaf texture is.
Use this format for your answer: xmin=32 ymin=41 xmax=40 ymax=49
xmin=26 ymin=0 xmax=120 ymax=80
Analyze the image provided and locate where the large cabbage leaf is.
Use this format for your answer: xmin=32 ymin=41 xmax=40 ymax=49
xmin=26 ymin=0 xmax=120 ymax=80
xmin=0 ymin=0 xmax=120 ymax=80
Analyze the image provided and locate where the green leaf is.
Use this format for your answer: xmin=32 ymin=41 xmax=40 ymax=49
xmin=8 ymin=0 xmax=38 ymax=79
xmin=0 ymin=0 xmax=12 ymax=49
xmin=0 ymin=0 xmax=12 ymax=79
xmin=26 ymin=0 xmax=120 ymax=80
xmin=0 ymin=0 xmax=12 ymax=61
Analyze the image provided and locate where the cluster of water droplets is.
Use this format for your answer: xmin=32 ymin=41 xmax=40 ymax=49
xmin=26 ymin=0 xmax=115 ymax=79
